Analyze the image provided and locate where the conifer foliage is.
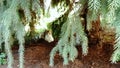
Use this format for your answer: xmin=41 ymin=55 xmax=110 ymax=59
xmin=49 ymin=2 xmax=88 ymax=66
xmin=0 ymin=0 xmax=120 ymax=68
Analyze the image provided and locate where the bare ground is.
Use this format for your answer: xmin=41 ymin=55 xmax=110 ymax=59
xmin=1 ymin=28 xmax=120 ymax=68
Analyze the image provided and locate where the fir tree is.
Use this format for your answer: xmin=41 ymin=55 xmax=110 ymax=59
xmin=0 ymin=0 xmax=120 ymax=68
xmin=49 ymin=1 xmax=88 ymax=66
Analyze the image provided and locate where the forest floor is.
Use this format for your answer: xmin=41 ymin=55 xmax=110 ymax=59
xmin=1 ymin=27 xmax=120 ymax=68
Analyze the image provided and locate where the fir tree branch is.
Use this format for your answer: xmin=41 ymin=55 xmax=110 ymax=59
xmin=49 ymin=2 xmax=88 ymax=66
